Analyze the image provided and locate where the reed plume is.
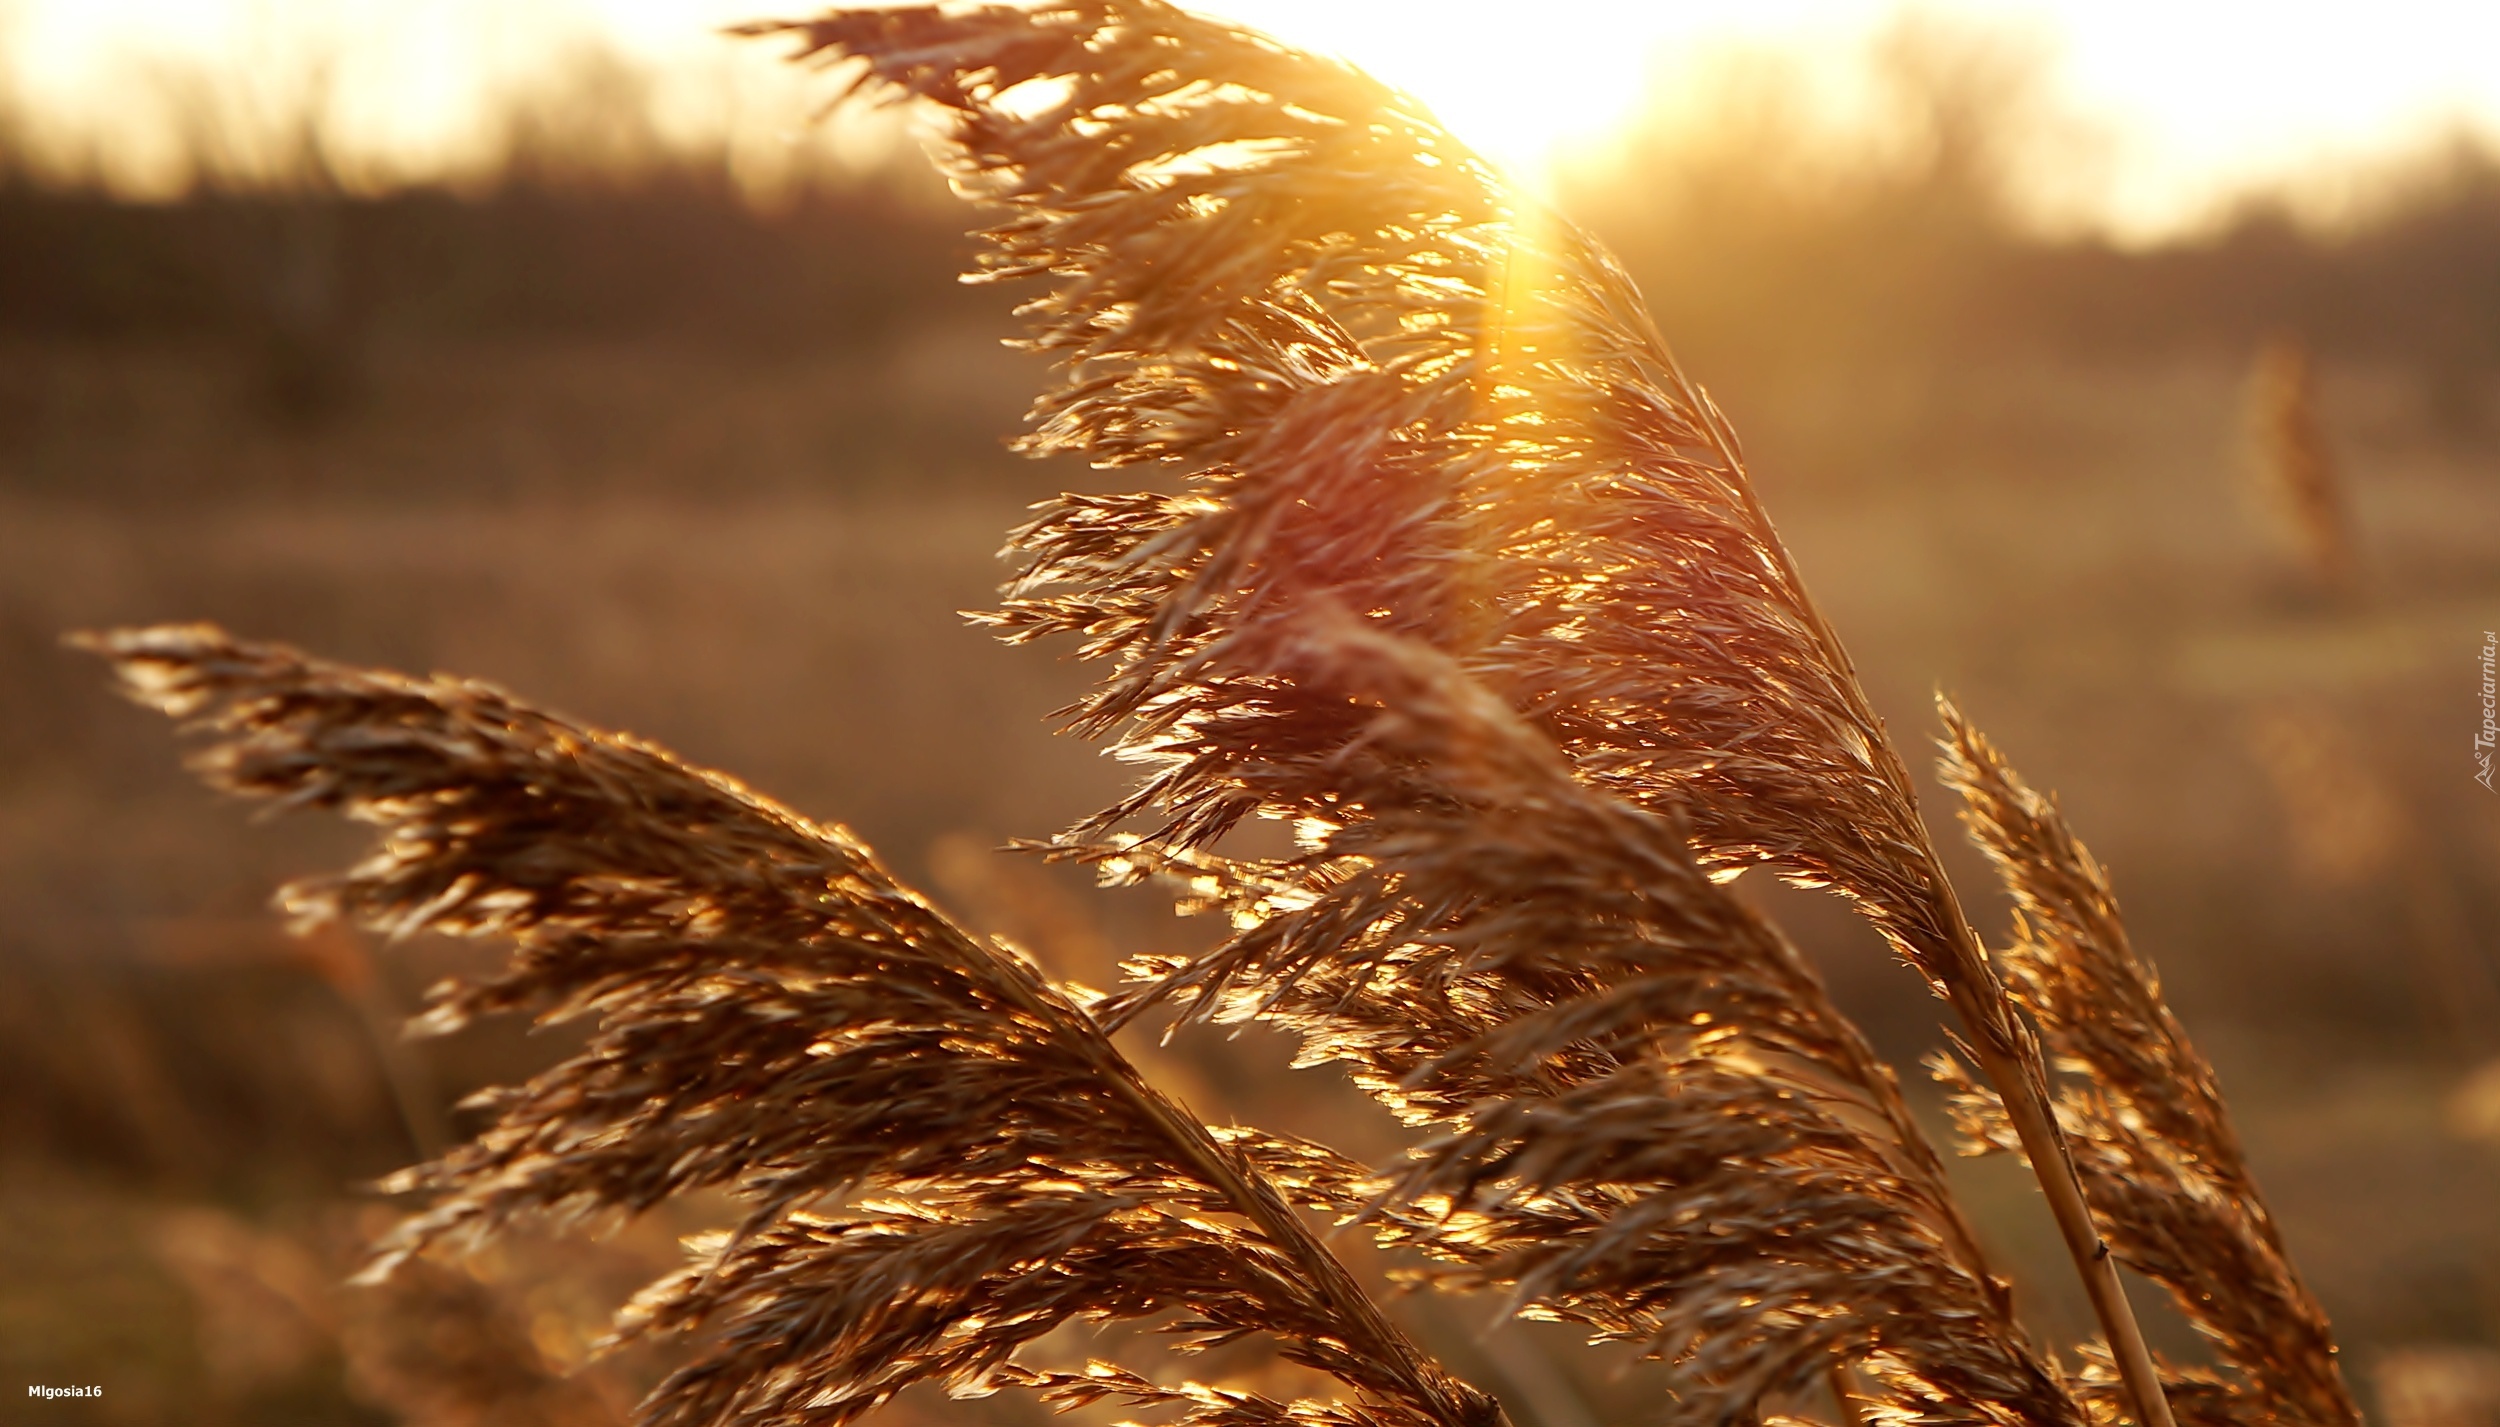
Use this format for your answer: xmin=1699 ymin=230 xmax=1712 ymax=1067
xmin=84 ymin=8 xmax=2365 ymax=1427
xmin=1078 ymin=604 xmax=2081 ymax=1427
xmin=2245 ymin=336 xmax=2359 ymax=594
xmin=80 ymin=623 xmax=1500 ymax=1427
xmin=1936 ymin=704 xmax=2359 ymax=1427
xmin=756 ymin=5 xmax=2175 ymax=1420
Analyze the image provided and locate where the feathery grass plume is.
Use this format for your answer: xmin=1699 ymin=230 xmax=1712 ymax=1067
xmin=2244 ymin=336 xmax=2359 ymax=595
xmin=1935 ymin=702 xmax=2359 ymax=1427
xmin=1077 ymin=605 xmax=2083 ymax=1427
xmin=754 ymin=6 xmax=2171 ymax=1420
xmin=79 ymin=623 xmax=1503 ymax=1427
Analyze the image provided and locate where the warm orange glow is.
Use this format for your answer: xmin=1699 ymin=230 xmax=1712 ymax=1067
xmin=1201 ymin=0 xmax=2500 ymax=237
xmin=7 ymin=0 xmax=2500 ymax=236
xmin=1197 ymin=1 xmax=1667 ymax=183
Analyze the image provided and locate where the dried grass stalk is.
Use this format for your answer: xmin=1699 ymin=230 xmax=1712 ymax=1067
xmin=79 ymin=623 xmax=1501 ymax=1427
xmin=1936 ymin=703 xmax=2359 ymax=1427
xmin=1077 ymin=604 xmax=2083 ymax=1427
xmin=753 ymin=6 xmax=2170 ymax=1420
xmin=2245 ymin=336 xmax=2359 ymax=594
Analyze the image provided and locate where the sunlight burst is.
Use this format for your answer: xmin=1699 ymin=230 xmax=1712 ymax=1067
xmin=1201 ymin=0 xmax=1671 ymax=180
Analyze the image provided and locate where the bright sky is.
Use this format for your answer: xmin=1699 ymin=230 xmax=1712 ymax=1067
xmin=6 ymin=0 xmax=2499 ymax=239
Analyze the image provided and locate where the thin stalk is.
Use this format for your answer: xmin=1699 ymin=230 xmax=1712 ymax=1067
xmin=982 ymin=951 xmax=1501 ymax=1427
xmin=1826 ymin=1360 xmax=1872 ymax=1427
xmin=1684 ymin=381 xmax=2177 ymax=1427
xmin=346 ymin=980 xmax=447 ymax=1162
xmin=1929 ymin=877 xmax=2177 ymax=1427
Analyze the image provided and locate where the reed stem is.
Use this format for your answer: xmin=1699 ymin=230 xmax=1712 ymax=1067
xmin=984 ymin=953 xmax=1499 ymax=1427
xmin=1930 ymin=879 xmax=2177 ymax=1427
xmin=1706 ymin=365 xmax=2177 ymax=1427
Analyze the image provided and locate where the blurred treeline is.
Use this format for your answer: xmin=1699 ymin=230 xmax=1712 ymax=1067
xmin=1556 ymin=24 xmax=2500 ymax=431
xmin=0 ymin=42 xmax=988 ymax=438
xmin=2 ymin=26 xmax=2495 ymax=427
xmin=3 ymin=23 xmax=2499 ymax=1427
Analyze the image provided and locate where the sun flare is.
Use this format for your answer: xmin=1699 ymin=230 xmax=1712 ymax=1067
xmin=1196 ymin=1 xmax=1672 ymax=181
xmin=7 ymin=0 xmax=2500 ymax=236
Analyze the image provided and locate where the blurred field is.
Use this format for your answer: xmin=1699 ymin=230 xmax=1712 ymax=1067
xmin=4 ymin=33 xmax=2500 ymax=1427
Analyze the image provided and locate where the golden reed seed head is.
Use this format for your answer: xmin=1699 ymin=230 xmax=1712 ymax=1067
xmin=1939 ymin=703 xmax=2360 ymax=1427
xmin=1085 ymin=607 xmax=2082 ymax=1427
xmin=79 ymin=623 xmax=1492 ymax=1427
xmin=80 ymin=6 xmax=2359 ymax=1427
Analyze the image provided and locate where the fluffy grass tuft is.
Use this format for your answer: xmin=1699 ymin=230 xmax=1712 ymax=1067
xmin=85 ymin=5 xmax=2358 ymax=1427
